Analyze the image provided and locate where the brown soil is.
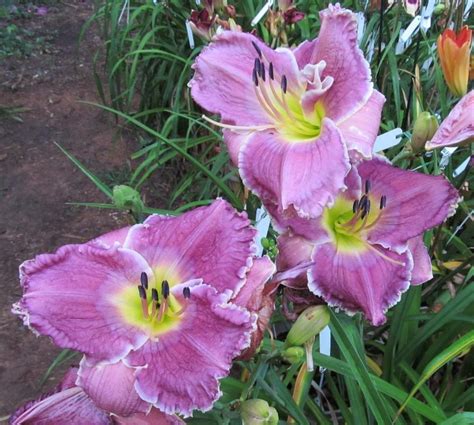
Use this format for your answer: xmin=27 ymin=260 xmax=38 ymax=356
xmin=0 ymin=1 xmax=141 ymax=418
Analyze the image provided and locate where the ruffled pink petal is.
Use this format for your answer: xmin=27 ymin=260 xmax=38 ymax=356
xmin=124 ymin=199 xmax=256 ymax=295
xmin=89 ymin=226 xmax=132 ymax=248
xmin=125 ymin=284 xmax=255 ymax=416
xmin=312 ymin=4 xmax=372 ymax=122
xmin=189 ymin=31 xmax=300 ymax=126
xmin=293 ymin=39 xmax=319 ymax=68
xmin=407 ymin=236 xmax=433 ymax=285
xmin=233 ymin=256 xmax=276 ymax=360
xmin=337 ymin=90 xmax=386 ymax=159
xmin=113 ymin=409 xmax=185 ymax=425
xmin=273 ymin=233 xmax=314 ymax=289
xmin=276 ymin=233 xmax=313 ymax=271
xmin=223 ymin=130 xmax=251 ymax=166
xmin=357 ymin=158 xmax=460 ymax=252
xmin=77 ymin=358 xmax=150 ymax=417
xmin=13 ymin=244 xmax=150 ymax=362
xmin=9 ymin=385 xmax=111 ymax=425
xmin=239 ymin=118 xmax=350 ymax=218
xmin=308 ymin=242 xmax=412 ymax=325
xmin=426 ymin=91 xmax=474 ymax=150
xmin=232 ymin=256 xmax=275 ymax=310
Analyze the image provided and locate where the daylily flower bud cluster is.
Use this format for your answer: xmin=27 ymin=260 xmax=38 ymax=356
xmin=188 ymin=0 xmax=241 ymax=43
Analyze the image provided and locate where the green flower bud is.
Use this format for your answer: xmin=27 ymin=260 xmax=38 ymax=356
xmin=285 ymin=305 xmax=330 ymax=347
xmin=113 ymin=185 xmax=144 ymax=213
xmin=433 ymin=3 xmax=446 ymax=15
xmin=411 ymin=112 xmax=438 ymax=153
xmin=281 ymin=346 xmax=305 ymax=364
xmin=241 ymin=399 xmax=279 ymax=425
xmin=261 ymin=237 xmax=271 ymax=249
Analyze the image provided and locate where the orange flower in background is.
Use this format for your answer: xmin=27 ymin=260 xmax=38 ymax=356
xmin=437 ymin=26 xmax=472 ymax=97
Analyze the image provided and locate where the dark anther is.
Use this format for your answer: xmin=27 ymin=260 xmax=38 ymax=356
xmin=260 ymin=62 xmax=266 ymax=81
xmin=183 ymin=287 xmax=191 ymax=299
xmin=352 ymin=199 xmax=359 ymax=213
xmin=361 ymin=200 xmax=370 ymax=220
xmin=365 ymin=180 xmax=371 ymax=194
xmin=162 ymin=280 xmax=170 ymax=299
xmin=359 ymin=194 xmax=368 ymax=211
xmin=365 ymin=199 xmax=371 ymax=215
xmin=137 ymin=285 xmax=147 ymax=300
xmin=379 ymin=195 xmax=387 ymax=210
xmin=140 ymin=272 xmax=148 ymax=290
xmin=254 ymin=58 xmax=261 ymax=75
xmin=269 ymin=62 xmax=274 ymax=80
xmin=151 ymin=288 xmax=158 ymax=301
xmin=252 ymin=67 xmax=259 ymax=86
xmin=281 ymin=75 xmax=287 ymax=93
xmin=251 ymin=41 xmax=262 ymax=59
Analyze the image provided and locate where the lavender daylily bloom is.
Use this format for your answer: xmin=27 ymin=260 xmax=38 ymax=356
xmin=271 ymin=158 xmax=459 ymax=325
xmin=12 ymin=199 xmax=273 ymax=416
xmin=425 ymin=90 xmax=474 ymax=150
xmin=10 ymin=368 xmax=183 ymax=425
xmin=190 ymin=4 xmax=385 ymax=219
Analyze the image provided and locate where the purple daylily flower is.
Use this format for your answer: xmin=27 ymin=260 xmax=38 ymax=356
xmin=12 ymin=199 xmax=274 ymax=416
xmin=9 ymin=367 xmax=183 ymax=425
xmin=269 ymin=158 xmax=459 ymax=325
xmin=190 ymin=4 xmax=385 ymax=219
xmin=425 ymin=90 xmax=474 ymax=150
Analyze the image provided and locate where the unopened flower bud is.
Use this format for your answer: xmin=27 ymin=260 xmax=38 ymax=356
xmin=433 ymin=3 xmax=445 ymax=15
xmin=281 ymin=346 xmax=305 ymax=364
xmin=241 ymin=399 xmax=279 ymax=425
xmin=113 ymin=185 xmax=144 ymax=213
xmin=285 ymin=305 xmax=330 ymax=347
xmin=411 ymin=112 xmax=438 ymax=153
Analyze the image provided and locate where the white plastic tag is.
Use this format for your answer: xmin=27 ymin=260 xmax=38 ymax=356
xmin=251 ymin=0 xmax=274 ymax=27
xmin=185 ymin=20 xmax=195 ymax=49
xmin=254 ymin=207 xmax=271 ymax=256
xmin=373 ymin=128 xmax=403 ymax=152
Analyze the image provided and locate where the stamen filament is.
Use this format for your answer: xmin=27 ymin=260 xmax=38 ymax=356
xmin=201 ymin=115 xmax=274 ymax=132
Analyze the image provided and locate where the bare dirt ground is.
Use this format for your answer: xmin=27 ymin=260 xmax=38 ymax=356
xmin=0 ymin=1 xmax=137 ymax=418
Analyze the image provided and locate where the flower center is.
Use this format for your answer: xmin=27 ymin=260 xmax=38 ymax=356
xmin=202 ymin=42 xmax=329 ymax=142
xmin=323 ymin=180 xmax=389 ymax=255
xmin=250 ymin=55 xmax=326 ymax=142
xmin=114 ymin=267 xmax=190 ymax=338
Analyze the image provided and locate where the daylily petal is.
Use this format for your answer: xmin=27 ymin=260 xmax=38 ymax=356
xmin=338 ymin=90 xmax=386 ymax=159
xmin=239 ymin=118 xmax=350 ymax=218
xmin=276 ymin=233 xmax=313 ymax=274
xmin=189 ymin=31 xmax=301 ymax=126
xmin=426 ymin=91 xmax=474 ymax=150
xmin=113 ymin=409 xmax=185 ymax=425
xmin=89 ymin=226 xmax=131 ymax=248
xmin=9 ymin=384 xmax=111 ymax=425
xmin=125 ymin=284 xmax=255 ymax=416
xmin=312 ymin=4 xmax=372 ymax=122
xmin=357 ymin=157 xmax=459 ymax=252
xmin=308 ymin=242 xmax=412 ymax=325
xmin=293 ymin=39 xmax=319 ymax=68
xmin=222 ymin=129 xmax=251 ymax=166
xmin=13 ymin=244 xmax=150 ymax=362
xmin=407 ymin=236 xmax=433 ymax=285
xmin=265 ymin=165 xmax=361 ymax=239
xmin=124 ymin=199 xmax=256 ymax=294
xmin=77 ymin=359 xmax=150 ymax=417
xmin=233 ymin=256 xmax=276 ymax=360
